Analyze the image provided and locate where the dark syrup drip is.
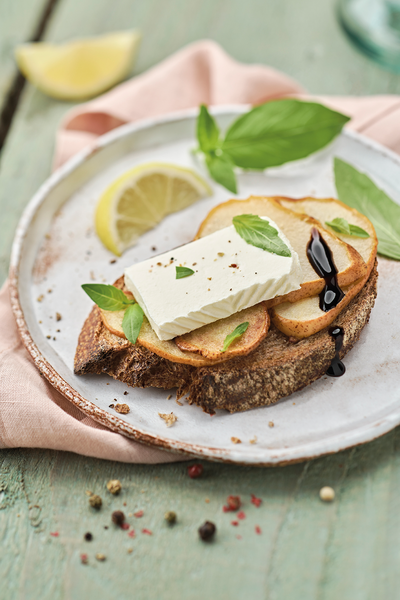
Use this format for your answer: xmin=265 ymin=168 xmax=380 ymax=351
xmin=306 ymin=228 xmax=345 ymax=312
xmin=327 ymin=326 xmax=346 ymax=377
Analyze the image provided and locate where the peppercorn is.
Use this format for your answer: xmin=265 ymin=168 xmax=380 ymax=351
xmin=187 ymin=464 xmax=203 ymax=479
xmin=84 ymin=532 xmax=93 ymax=541
xmin=89 ymin=494 xmax=102 ymax=509
xmin=95 ymin=553 xmax=106 ymax=562
xmin=198 ymin=521 xmax=216 ymax=541
xmin=164 ymin=511 xmax=177 ymax=525
xmin=226 ymin=495 xmax=241 ymax=511
xmin=112 ymin=510 xmax=125 ymax=526
xmin=107 ymin=479 xmax=122 ymax=495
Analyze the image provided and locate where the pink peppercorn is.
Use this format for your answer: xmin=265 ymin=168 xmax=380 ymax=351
xmin=187 ymin=464 xmax=204 ymax=479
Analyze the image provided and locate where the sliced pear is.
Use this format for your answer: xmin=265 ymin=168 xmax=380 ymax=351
xmin=271 ymin=274 xmax=369 ymax=339
xmin=196 ymin=196 xmax=367 ymax=306
xmin=175 ymin=304 xmax=269 ymax=360
xmin=99 ymin=280 xmax=268 ymax=366
xmin=276 ymin=197 xmax=377 ymax=276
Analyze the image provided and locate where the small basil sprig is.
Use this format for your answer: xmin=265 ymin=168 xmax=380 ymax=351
xmin=325 ymin=217 xmax=370 ymax=238
xmin=196 ymin=100 xmax=350 ymax=193
xmin=176 ymin=266 xmax=194 ymax=279
xmin=334 ymin=158 xmax=400 ymax=260
xmin=221 ymin=322 xmax=249 ymax=352
xmin=233 ymin=214 xmax=291 ymax=257
xmin=82 ymin=283 xmax=143 ymax=343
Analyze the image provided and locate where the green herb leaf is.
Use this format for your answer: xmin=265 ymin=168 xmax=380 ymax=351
xmin=232 ymin=214 xmax=291 ymax=257
xmin=81 ymin=284 xmax=134 ymax=311
xmin=122 ymin=303 xmax=144 ymax=344
xmin=176 ymin=266 xmax=195 ymax=279
xmin=197 ymin=105 xmax=220 ymax=153
xmin=221 ymin=99 xmax=350 ymax=169
xmin=325 ymin=217 xmax=370 ymax=238
xmin=221 ymin=322 xmax=249 ymax=353
xmin=205 ymin=153 xmax=237 ymax=194
xmin=334 ymin=158 xmax=400 ymax=260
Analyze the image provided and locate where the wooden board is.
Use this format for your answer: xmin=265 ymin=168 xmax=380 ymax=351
xmin=0 ymin=0 xmax=49 ymax=107
xmin=1 ymin=0 xmax=400 ymax=597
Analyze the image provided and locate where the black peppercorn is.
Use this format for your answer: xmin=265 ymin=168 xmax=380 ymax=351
xmin=111 ymin=510 xmax=125 ymax=526
xmin=198 ymin=521 xmax=216 ymax=541
xmin=84 ymin=532 xmax=93 ymax=542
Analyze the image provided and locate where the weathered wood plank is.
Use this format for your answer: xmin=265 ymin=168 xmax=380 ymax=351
xmin=0 ymin=0 xmax=50 ymax=108
xmin=1 ymin=437 xmax=399 ymax=600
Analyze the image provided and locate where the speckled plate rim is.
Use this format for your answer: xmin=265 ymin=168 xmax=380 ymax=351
xmin=8 ymin=106 xmax=400 ymax=466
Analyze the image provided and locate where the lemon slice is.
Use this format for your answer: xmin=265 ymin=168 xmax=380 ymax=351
xmin=15 ymin=31 xmax=141 ymax=101
xmin=95 ymin=163 xmax=212 ymax=255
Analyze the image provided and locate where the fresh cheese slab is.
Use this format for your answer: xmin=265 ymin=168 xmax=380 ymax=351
xmin=124 ymin=217 xmax=302 ymax=340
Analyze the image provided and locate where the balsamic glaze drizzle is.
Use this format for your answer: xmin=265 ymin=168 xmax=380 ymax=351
xmin=306 ymin=228 xmax=345 ymax=312
xmin=327 ymin=326 xmax=346 ymax=377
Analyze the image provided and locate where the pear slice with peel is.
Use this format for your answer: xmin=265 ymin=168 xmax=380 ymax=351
xmin=196 ymin=195 xmax=368 ymax=306
xmin=276 ymin=196 xmax=378 ymax=276
xmin=100 ymin=279 xmax=269 ymax=366
xmin=175 ymin=304 xmax=269 ymax=360
xmin=271 ymin=197 xmax=378 ymax=339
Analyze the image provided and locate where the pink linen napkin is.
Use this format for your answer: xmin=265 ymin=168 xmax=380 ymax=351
xmin=1 ymin=40 xmax=400 ymax=463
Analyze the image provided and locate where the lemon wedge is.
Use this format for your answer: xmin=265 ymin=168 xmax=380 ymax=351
xmin=15 ymin=31 xmax=141 ymax=101
xmin=95 ymin=163 xmax=212 ymax=255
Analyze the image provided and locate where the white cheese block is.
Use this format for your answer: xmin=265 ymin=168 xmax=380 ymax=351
xmin=124 ymin=217 xmax=302 ymax=340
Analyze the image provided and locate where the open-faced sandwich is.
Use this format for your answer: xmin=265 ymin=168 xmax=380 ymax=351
xmin=74 ymin=195 xmax=378 ymax=414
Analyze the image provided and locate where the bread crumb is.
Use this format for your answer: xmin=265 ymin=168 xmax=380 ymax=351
xmin=95 ymin=553 xmax=106 ymax=562
xmin=249 ymin=436 xmax=257 ymax=444
xmin=268 ymin=421 xmax=274 ymax=428
xmin=176 ymin=399 xmax=183 ymax=406
xmin=167 ymin=394 xmax=172 ymax=400
xmin=37 ymin=295 xmax=44 ymax=302
xmin=231 ymin=437 xmax=241 ymax=444
xmin=55 ymin=312 xmax=62 ymax=321
xmin=217 ymin=252 xmax=224 ymax=257
xmin=319 ymin=486 xmax=335 ymax=502
xmin=115 ymin=403 xmax=130 ymax=414
xmin=158 ymin=412 xmax=177 ymax=427
xmin=90 ymin=271 xmax=96 ymax=281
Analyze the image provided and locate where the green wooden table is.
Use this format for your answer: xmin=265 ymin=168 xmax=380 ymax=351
xmin=1 ymin=1 xmax=400 ymax=598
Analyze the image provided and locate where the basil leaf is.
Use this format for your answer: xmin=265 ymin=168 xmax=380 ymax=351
xmin=334 ymin=158 xmax=400 ymax=260
xmin=122 ymin=303 xmax=144 ymax=344
xmin=349 ymin=224 xmax=370 ymax=238
xmin=81 ymin=284 xmax=133 ymax=311
xmin=325 ymin=217 xmax=370 ymax=238
xmin=221 ymin=322 xmax=249 ymax=353
xmin=176 ymin=266 xmax=195 ymax=279
xmin=221 ymin=99 xmax=350 ymax=169
xmin=205 ymin=153 xmax=237 ymax=194
xmin=197 ymin=105 xmax=220 ymax=153
xmin=232 ymin=214 xmax=291 ymax=257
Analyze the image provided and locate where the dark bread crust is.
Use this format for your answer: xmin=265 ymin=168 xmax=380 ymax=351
xmin=74 ymin=262 xmax=378 ymax=414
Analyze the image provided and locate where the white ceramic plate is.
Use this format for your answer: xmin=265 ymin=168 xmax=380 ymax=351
xmin=9 ymin=106 xmax=400 ymax=465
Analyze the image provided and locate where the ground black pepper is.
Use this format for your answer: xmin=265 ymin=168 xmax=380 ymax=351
xmin=84 ymin=532 xmax=93 ymax=541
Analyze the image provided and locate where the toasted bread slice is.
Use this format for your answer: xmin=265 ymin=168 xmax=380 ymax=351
xmin=196 ymin=196 xmax=368 ymax=306
xmin=175 ymin=303 xmax=270 ymax=359
xmin=276 ymin=197 xmax=378 ymax=276
xmin=74 ymin=262 xmax=378 ymax=413
xmin=100 ymin=278 xmax=269 ymax=366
